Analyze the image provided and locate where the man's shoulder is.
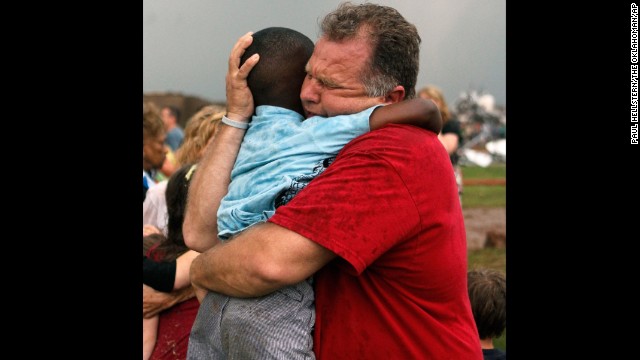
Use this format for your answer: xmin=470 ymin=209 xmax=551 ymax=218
xmin=351 ymin=124 xmax=438 ymax=147
xmin=339 ymin=124 xmax=446 ymax=166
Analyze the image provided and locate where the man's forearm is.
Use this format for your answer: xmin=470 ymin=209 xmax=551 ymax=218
xmin=190 ymin=222 xmax=336 ymax=298
xmin=183 ymin=124 xmax=246 ymax=252
xmin=184 ymin=32 xmax=259 ymax=253
xmin=190 ymin=237 xmax=277 ymax=298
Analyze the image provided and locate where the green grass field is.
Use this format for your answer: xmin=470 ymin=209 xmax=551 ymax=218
xmin=461 ymin=163 xmax=506 ymax=209
xmin=462 ymin=163 xmax=506 ymax=179
xmin=463 ymin=164 xmax=506 ymax=351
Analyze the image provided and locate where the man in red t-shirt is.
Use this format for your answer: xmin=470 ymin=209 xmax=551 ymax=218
xmin=184 ymin=3 xmax=482 ymax=359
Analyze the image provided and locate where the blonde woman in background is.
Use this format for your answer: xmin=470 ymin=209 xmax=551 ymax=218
xmin=418 ymin=85 xmax=464 ymax=201
xmin=175 ymin=105 xmax=226 ymax=165
xmin=143 ymin=105 xmax=225 ymax=235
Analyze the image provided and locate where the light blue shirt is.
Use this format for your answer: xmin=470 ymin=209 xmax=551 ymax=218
xmin=217 ymin=105 xmax=378 ymax=240
xmin=165 ymin=127 xmax=184 ymax=151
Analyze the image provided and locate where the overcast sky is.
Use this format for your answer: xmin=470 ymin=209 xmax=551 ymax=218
xmin=143 ymin=0 xmax=505 ymax=109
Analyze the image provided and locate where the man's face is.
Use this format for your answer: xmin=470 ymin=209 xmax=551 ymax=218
xmin=300 ymin=36 xmax=388 ymax=118
xmin=161 ymin=108 xmax=173 ymax=128
xmin=143 ymin=133 xmax=167 ymax=170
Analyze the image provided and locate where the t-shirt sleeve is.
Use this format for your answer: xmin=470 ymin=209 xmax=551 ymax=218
xmin=142 ymin=183 xmax=167 ymax=235
xmin=301 ymin=105 xmax=381 ymax=155
xmin=268 ymin=148 xmax=420 ymax=274
xmin=143 ymin=255 xmax=176 ymax=292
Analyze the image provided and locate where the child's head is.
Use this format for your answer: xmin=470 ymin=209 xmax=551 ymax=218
xmin=467 ymin=268 xmax=506 ymax=341
xmin=153 ymin=163 xmax=198 ymax=261
xmin=240 ymin=27 xmax=314 ymax=115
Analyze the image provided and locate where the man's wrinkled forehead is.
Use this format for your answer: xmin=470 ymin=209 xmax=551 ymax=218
xmin=306 ymin=37 xmax=371 ymax=77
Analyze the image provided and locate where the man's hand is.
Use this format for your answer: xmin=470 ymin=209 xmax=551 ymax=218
xmin=189 ymin=222 xmax=336 ymax=298
xmin=183 ymin=32 xmax=259 ymax=252
xmin=143 ymin=284 xmax=195 ymax=318
xmin=225 ymin=31 xmax=260 ymax=121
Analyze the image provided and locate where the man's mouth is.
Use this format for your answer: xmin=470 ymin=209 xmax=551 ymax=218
xmin=304 ymin=108 xmax=317 ymax=118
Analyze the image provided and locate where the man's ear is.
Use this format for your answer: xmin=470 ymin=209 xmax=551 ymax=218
xmin=385 ymin=85 xmax=406 ymax=103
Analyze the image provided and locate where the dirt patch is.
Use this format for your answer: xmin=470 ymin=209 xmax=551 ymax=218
xmin=463 ymin=207 xmax=506 ymax=250
xmin=463 ymin=178 xmax=506 ymax=186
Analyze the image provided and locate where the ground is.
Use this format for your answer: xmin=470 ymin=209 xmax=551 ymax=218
xmin=463 ymin=207 xmax=506 ymax=250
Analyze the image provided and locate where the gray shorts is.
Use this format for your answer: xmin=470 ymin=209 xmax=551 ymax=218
xmin=187 ymin=278 xmax=315 ymax=360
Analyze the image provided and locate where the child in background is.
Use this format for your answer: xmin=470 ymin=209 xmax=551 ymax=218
xmin=468 ymin=268 xmax=507 ymax=360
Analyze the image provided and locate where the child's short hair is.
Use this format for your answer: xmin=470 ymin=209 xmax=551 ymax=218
xmin=240 ymin=27 xmax=314 ymax=109
xmin=467 ymin=268 xmax=506 ymax=339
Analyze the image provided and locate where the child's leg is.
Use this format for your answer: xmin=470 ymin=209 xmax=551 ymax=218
xmin=222 ymin=278 xmax=316 ymax=359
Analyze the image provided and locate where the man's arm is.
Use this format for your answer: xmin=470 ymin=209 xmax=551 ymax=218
xmin=369 ymin=98 xmax=442 ymax=134
xmin=190 ymin=222 xmax=336 ymax=297
xmin=183 ymin=31 xmax=259 ymax=252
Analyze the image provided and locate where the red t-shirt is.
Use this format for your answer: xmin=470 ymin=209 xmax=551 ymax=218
xmin=269 ymin=125 xmax=482 ymax=359
xmin=148 ymin=247 xmax=199 ymax=360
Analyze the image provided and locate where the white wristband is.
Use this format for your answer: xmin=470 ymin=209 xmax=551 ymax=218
xmin=221 ymin=115 xmax=249 ymax=130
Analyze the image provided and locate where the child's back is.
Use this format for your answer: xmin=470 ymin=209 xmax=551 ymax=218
xmin=190 ymin=27 xmax=320 ymax=359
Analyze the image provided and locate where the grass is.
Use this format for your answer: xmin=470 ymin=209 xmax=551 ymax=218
xmin=462 ymin=163 xmax=506 ymax=179
xmin=462 ymin=186 xmax=506 ymax=208
xmin=468 ymin=248 xmax=506 ymax=273
xmin=461 ymin=164 xmax=506 ymax=209
xmin=464 ymin=163 xmax=506 ymax=352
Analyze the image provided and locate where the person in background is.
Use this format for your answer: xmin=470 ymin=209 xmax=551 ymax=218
xmin=144 ymin=163 xmax=201 ymax=360
xmin=143 ymin=102 xmax=168 ymax=202
xmin=175 ymin=105 xmax=225 ymax=165
xmin=467 ymin=268 xmax=507 ymax=360
xmin=156 ymin=106 xmax=185 ymax=180
xmin=161 ymin=106 xmax=184 ymax=152
xmin=144 ymin=105 xmax=224 ymax=236
xmin=142 ymin=106 xmax=224 ymax=328
xmin=418 ymin=85 xmax=465 ymax=201
xmin=185 ymin=2 xmax=481 ymax=359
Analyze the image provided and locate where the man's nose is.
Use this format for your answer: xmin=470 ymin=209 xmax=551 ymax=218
xmin=300 ymin=78 xmax=320 ymax=103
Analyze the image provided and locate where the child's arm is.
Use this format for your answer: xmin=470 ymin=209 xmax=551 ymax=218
xmin=369 ymin=98 xmax=442 ymax=134
xmin=143 ymin=316 xmax=159 ymax=360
